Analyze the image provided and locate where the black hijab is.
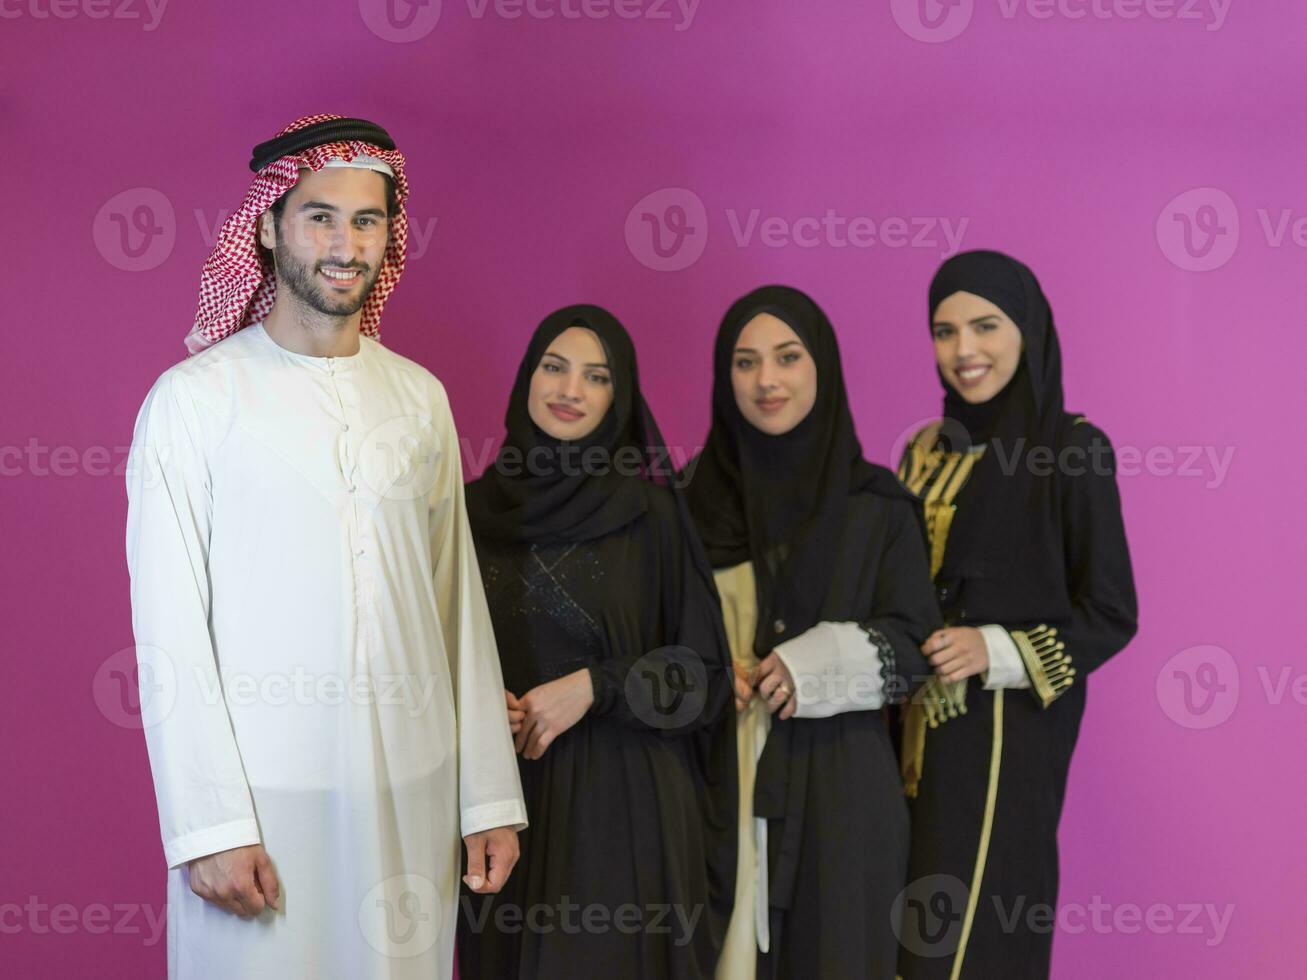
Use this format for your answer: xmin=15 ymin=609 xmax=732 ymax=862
xmin=927 ymin=249 xmax=1073 ymax=624
xmin=686 ymin=285 xmax=908 ymax=655
xmin=466 ymin=304 xmax=663 ymax=545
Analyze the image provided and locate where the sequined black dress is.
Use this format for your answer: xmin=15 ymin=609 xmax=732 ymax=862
xmin=457 ymin=484 xmax=736 ymax=979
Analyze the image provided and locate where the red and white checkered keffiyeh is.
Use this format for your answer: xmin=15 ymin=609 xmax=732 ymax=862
xmin=185 ymin=113 xmax=410 ymax=355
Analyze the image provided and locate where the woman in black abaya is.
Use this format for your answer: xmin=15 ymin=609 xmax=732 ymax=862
xmin=685 ymin=286 xmax=938 ymax=980
xmin=896 ymin=250 xmax=1138 ymax=980
xmin=456 ymin=304 xmax=736 ymax=980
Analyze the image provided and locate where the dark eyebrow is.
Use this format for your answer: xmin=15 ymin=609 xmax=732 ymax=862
xmin=932 ymin=315 xmax=1002 ymax=328
xmin=541 ymin=351 xmax=609 ymax=369
xmin=298 ymin=200 xmax=388 ymax=218
xmin=734 ymin=340 xmax=803 ymax=354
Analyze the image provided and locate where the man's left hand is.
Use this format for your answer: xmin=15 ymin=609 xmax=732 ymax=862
xmin=463 ymin=826 xmax=520 ymax=894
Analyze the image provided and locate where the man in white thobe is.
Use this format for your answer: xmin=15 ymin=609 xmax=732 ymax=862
xmin=126 ymin=114 xmax=526 ymax=979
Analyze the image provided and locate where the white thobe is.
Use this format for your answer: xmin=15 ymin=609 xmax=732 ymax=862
xmin=125 ymin=323 xmax=526 ymax=979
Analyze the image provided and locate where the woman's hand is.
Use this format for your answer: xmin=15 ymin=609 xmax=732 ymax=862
xmin=515 ymin=669 xmax=595 ymax=760
xmin=732 ymin=662 xmax=755 ymax=713
xmin=505 ymin=689 xmax=525 ymax=735
xmin=922 ymin=627 xmax=989 ymax=684
xmin=753 ymin=651 xmax=798 ymax=720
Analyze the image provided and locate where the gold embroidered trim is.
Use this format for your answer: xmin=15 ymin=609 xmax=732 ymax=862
xmin=949 ymin=689 xmax=1003 ymax=980
xmin=898 ymin=426 xmax=985 ymax=797
xmin=918 ymin=676 xmax=968 ymax=726
xmin=1011 ymin=624 xmax=1075 ymax=707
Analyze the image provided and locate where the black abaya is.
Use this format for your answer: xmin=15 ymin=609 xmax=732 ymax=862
xmin=457 ymin=305 xmax=736 ymax=980
xmin=898 ymin=251 xmax=1138 ymax=980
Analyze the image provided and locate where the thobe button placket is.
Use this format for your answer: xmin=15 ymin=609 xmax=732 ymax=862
xmin=327 ymin=363 xmax=367 ymax=583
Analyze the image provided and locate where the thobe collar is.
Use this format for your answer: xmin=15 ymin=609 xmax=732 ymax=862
xmin=251 ymin=322 xmax=367 ymax=372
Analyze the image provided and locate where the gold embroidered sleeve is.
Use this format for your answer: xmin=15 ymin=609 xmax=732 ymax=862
xmin=1010 ymin=624 xmax=1076 ymax=707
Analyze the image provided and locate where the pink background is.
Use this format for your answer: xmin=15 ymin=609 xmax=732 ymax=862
xmin=3 ymin=1 xmax=1301 ymax=976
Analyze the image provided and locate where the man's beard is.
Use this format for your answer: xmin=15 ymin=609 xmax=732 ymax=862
xmin=273 ymin=239 xmax=382 ymax=318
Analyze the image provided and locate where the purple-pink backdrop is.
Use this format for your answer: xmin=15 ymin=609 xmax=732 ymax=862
xmin=3 ymin=1 xmax=1301 ymax=977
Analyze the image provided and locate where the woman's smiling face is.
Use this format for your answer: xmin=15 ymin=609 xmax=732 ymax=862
xmin=527 ymin=325 xmax=614 ymax=440
xmin=731 ymin=312 xmax=818 ymax=435
xmin=930 ymin=290 xmax=1024 ymax=404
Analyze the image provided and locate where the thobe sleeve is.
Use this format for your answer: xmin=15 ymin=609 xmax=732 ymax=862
xmin=125 ymin=371 xmax=262 ymax=869
xmin=1004 ymin=421 xmax=1139 ymax=707
xmin=427 ymin=384 xmax=528 ymax=837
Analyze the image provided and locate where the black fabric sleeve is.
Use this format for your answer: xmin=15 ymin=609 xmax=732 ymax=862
xmin=1007 ymin=421 xmax=1139 ymax=705
xmin=863 ymin=496 xmax=942 ymax=703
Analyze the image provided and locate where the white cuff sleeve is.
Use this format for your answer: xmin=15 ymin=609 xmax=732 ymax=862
xmin=164 ymin=819 xmax=263 ymax=870
xmin=980 ymin=625 xmax=1031 ymax=690
xmin=774 ymin=622 xmax=886 ymax=718
xmin=461 ymin=800 xmax=529 ymax=839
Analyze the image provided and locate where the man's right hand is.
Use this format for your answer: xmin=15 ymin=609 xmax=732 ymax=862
xmin=187 ymin=843 xmax=280 ymax=918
